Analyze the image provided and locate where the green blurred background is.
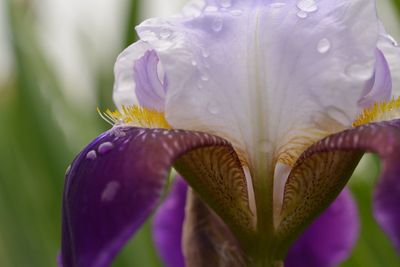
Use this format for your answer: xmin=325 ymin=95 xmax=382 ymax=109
xmin=0 ymin=0 xmax=399 ymax=266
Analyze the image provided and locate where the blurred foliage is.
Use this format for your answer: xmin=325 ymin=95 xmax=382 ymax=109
xmin=0 ymin=0 xmax=161 ymax=266
xmin=0 ymin=0 xmax=399 ymax=267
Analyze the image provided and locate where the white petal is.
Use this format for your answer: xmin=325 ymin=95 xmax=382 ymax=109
xmin=377 ymin=24 xmax=400 ymax=98
xmin=136 ymin=1 xmax=379 ymax=175
xmin=113 ymin=40 xmax=153 ymax=108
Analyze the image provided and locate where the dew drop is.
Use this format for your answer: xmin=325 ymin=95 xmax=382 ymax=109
xmin=101 ymin=181 xmax=120 ymax=202
xmin=207 ymin=102 xmax=219 ymax=114
xmin=270 ymin=2 xmax=287 ymax=8
xmin=296 ymin=10 xmax=308 ymax=18
xmin=219 ymin=0 xmax=231 ymax=8
xmin=86 ymin=150 xmax=97 ymax=160
xmin=345 ymin=61 xmax=374 ymax=80
xmin=65 ymin=165 xmax=71 ymax=176
xmin=317 ymin=38 xmax=331 ymax=54
xmin=98 ymin=142 xmax=114 ymax=155
xmin=110 ymin=127 xmax=126 ymax=137
xmin=297 ymin=0 xmax=318 ymax=13
xmin=204 ymin=5 xmax=219 ymax=13
xmin=201 ymin=73 xmax=209 ymax=81
xmin=212 ymin=17 xmax=223 ymax=32
xmin=230 ymin=9 xmax=243 ymax=16
xmin=159 ymin=29 xmax=171 ymax=39
xmin=191 ymin=59 xmax=197 ymax=66
xmin=387 ymin=35 xmax=398 ymax=47
xmin=202 ymin=47 xmax=210 ymax=58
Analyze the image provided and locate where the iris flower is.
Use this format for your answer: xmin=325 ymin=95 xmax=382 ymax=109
xmin=60 ymin=0 xmax=400 ymax=266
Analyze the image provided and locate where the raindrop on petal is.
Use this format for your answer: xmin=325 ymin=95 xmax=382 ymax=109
xmin=98 ymin=142 xmax=114 ymax=155
xmin=205 ymin=5 xmax=219 ymax=12
xmin=317 ymin=38 xmax=331 ymax=54
xmin=212 ymin=17 xmax=224 ymax=32
xmin=86 ymin=150 xmax=97 ymax=160
xmin=65 ymin=165 xmax=71 ymax=176
xmin=230 ymin=9 xmax=243 ymax=16
xmin=270 ymin=3 xmax=287 ymax=8
xmin=207 ymin=102 xmax=219 ymax=114
xmin=191 ymin=59 xmax=197 ymax=66
xmin=345 ymin=61 xmax=374 ymax=80
xmin=101 ymin=181 xmax=120 ymax=202
xmin=201 ymin=73 xmax=209 ymax=81
xmin=297 ymin=0 xmax=318 ymax=12
xmin=202 ymin=47 xmax=210 ymax=58
xmin=388 ymin=35 xmax=399 ymax=47
xmin=159 ymin=29 xmax=171 ymax=39
xmin=296 ymin=11 xmax=308 ymax=18
xmin=219 ymin=0 xmax=231 ymax=8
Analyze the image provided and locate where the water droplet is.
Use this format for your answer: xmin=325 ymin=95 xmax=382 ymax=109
xmin=101 ymin=181 xmax=120 ymax=202
xmin=191 ymin=59 xmax=197 ymax=66
xmin=297 ymin=0 xmax=318 ymax=13
xmin=296 ymin=11 xmax=308 ymax=18
xmin=230 ymin=9 xmax=243 ymax=16
xmin=201 ymin=73 xmax=209 ymax=81
xmin=219 ymin=0 xmax=231 ymax=8
xmin=317 ymin=38 xmax=331 ymax=54
xmin=270 ymin=2 xmax=287 ymax=8
xmin=388 ymin=35 xmax=398 ymax=47
xmin=207 ymin=102 xmax=219 ymax=114
xmin=202 ymin=47 xmax=210 ymax=58
xmin=98 ymin=142 xmax=114 ymax=155
xmin=159 ymin=29 xmax=171 ymax=39
xmin=65 ymin=165 xmax=71 ymax=176
xmin=345 ymin=61 xmax=374 ymax=80
xmin=110 ymin=127 xmax=126 ymax=137
xmin=212 ymin=17 xmax=223 ymax=32
xmin=204 ymin=6 xmax=219 ymax=13
xmin=86 ymin=150 xmax=97 ymax=160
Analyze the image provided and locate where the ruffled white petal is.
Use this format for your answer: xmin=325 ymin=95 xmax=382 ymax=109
xmin=377 ymin=24 xmax=400 ymax=98
xmin=134 ymin=0 xmax=380 ymax=177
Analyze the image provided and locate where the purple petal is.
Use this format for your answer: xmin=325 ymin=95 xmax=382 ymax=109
xmin=152 ymin=177 xmax=187 ymax=267
xmin=285 ymin=189 xmax=359 ymax=267
xmin=61 ymin=126 xmax=234 ymax=267
xmin=358 ymin=49 xmax=392 ymax=108
xmin=278 ymin=119 xmax=400 ymax=253
xmin=133 ymin=50 xmax=167 ymax=111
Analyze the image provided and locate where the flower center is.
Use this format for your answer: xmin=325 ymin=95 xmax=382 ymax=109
xmin=353 ymin=96 xmax=400 ymax=126
xmin=99 ymin=105 xmax=171 ymax=129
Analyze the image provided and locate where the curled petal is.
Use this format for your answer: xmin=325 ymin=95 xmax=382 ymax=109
xmin=277 ymin=119 xmax=400 ymax=253
xmin=285 ymin=189 xmax=359 ymax=267
xmin=358 ymin=49 xmax=392 ymax=108
xmin=377 ymin=24 xmax=400 ymax=98
xmin=113 ymin=41 xmax=166 ymax=109
xmin=133 ymin=50 xmax=167 ymax=111
xmin=61 ymin=127 xmax=254 ymax=267
xmin=152 ymin=177 xmax=187 ymax=267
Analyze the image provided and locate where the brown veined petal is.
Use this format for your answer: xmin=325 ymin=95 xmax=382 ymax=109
xmin=174 ymin=143 xmax=256 ymax=241
xmin=276 ymin=119 xmax=400 ymax=252
xmin=183 ymin=189 xmax=247 ymax=267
